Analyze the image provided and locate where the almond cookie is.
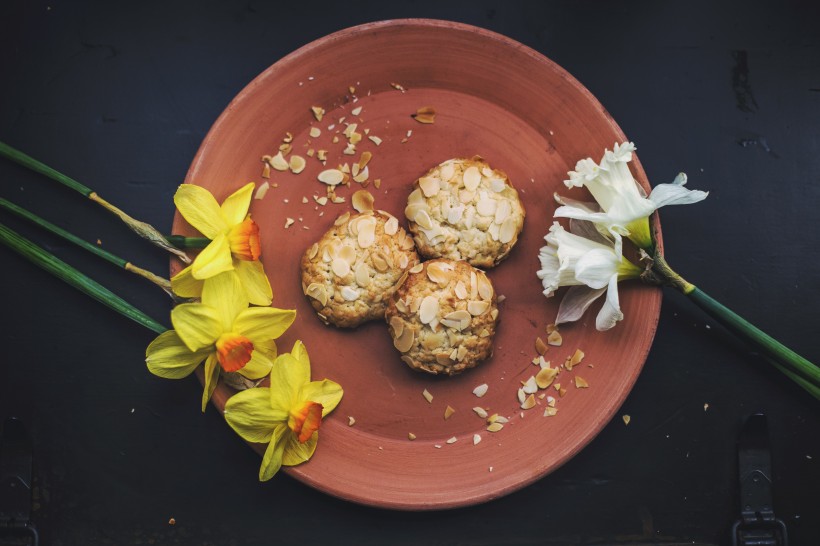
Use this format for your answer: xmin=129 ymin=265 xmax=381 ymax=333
xmin=301 ymin=210 xmax=419 ymax=328
xmin=385 ymin=259 xmax=498 ymax=375
xmin=405 ymin=157 xmax=525 ymax=268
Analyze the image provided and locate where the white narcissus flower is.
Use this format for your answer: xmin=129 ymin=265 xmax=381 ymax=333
xmin=554 ymin=142 xmax=708 ymax=249
xmin=537 ymin=221 xmax=642 ymax=331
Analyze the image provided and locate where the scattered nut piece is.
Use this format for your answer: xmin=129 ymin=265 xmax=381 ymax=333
xmin=472 ymin=407 xmax=488 ymax=419
xmin=368 ymin=135 xmax=382 ymax=146
xmin=351 ymin=189 xmax=375 ymax=212
xmin=422 ymin=389 xmax=433 ymax=403
xmin=543 ymin=407 xmax=558 ymax=417
xmin=473 ymin=434 xmax=481 ymax=446
xmin=574 ymin=376 xmax=589 ymax=388
xmin=348 ymin=416 xmax=356 ymax=426
xmin=411 ymin=106 xmax=436 ymax=124
xmin=408 ymin=432 xmax=416 ymax=440
xmin=270 ymin=152 xmax=289 ymax=171
xmin=566 ymin=349 xmax=585 ymax=370
xmin=309 ymin=127 xmax=321 ymax=138
xmin=520 ymin=394 xmax=536 ymax=410
xmin=444 ymin=405 xmax=456 ymax=420
xmin=622 ymin=414 xmax=631 ymax=425
xmin=547 ymin=330 xmax=563 ymax=346
xmin=311 ymin=106 xmax=325 ymax=121
xmin=351 ymin=106 xmax=363 ymax=116
xmin=472 ymin=383 xmax=489 ymax=397
xmin=486 ymin=422 xmax=504 ymax=433
xmin=390 ymin=82 xmax=406 ymax=92
xmin=254 ymin=181 xmax=270 ymax=200
xmin=289 ymin=155 xmax=306 ymax=174
xmin=284 ymin=218 xmax=295 ymax=229
xmin=318 ymin=169 xmax=345 ymax=185
xmin=446 ymin=436 xmax=457 ymax=444
xmin=535 ymin=367 xmax=559 ymax=389
xmin=535 ymin=337 xmax=548 ymax=355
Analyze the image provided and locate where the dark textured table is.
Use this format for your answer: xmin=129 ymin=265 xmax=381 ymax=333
xmin=1 ymin=1 xmax=818 ymax=544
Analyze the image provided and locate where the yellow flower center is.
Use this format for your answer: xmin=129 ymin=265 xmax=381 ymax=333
xmin=215 ymin=333 xmax=254 ymax=372
xmin=288 ymin=401 xmax=324 ymax=443
xmin=227 ymin=218 xmax=261 ymax=261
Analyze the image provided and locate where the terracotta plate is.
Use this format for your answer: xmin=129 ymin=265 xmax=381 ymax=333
xmin=175 ymin=19 xmax=662 ymax=510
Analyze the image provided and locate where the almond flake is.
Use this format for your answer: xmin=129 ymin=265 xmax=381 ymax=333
xmin=317 ymin=149 xmax=328 ymax=162
xmin=384 ymin=216 xmax=399 ymax=236
xmin=622 ymin=415 xmax=631 ymax=425
xmin=418 ymin=176 xmax=440 ymax=197
xmin=535 ymin=367 xmax=559 ymax=389
xmin=348 ymin=416 xmax=356 ymax=426
xmin=261 ymin=163 xmax=271 ymax=179
xmin=331 ymin=258 xmax=351 ymax=278
xmin=472 ymin=407 xmax=488 ymax=419
xmin=467 ymin=300 xmax=489 ymax=316
xmin=472 ymin=383 xmax=489 ymax=397
xmin=318 ymin=169 xmax=345 ymax=185
xmin=289 ymin=155 xmax=306 ymax=174
xmin=412 ymin=106 xmax=436 ymax=124
xmin=357 ymin=151 xmax=372 ymax=170
xmin=279 ymin=143 xmax=292 ymax=155
xmin=446 ymin=436 xmax=457 ymax=444
xmin=520 ymin=394 xmax=536 ymax=410
xmin=543 ymin=407 xmax=558 ymax=417
xmin=311 ymin=105 xmax=325 ymax=121
xmin=408 ymin=263 xmax=424 ymax=274
xmin=340 ymin=286 xmax=359 ymax=301
xmin=390 ymin=82 xmax=406 ymax=92
xmin=486 ymin=422 xmax=504 ymax=433
xmin=284 ymin=217 xmax=295 ymax=229
xmin=567 ymin=349 xmax=585 ymax=370
xmin=368 ymin=135 xmax=382 ymax=146
xmin=574 ymin=376 xmax=589 ymax=388
xmin=270 ymin=152 xmax=289 ymax=171
xmin=444 ymin=405 xmax=456 ymax=420
xmin=473 ymin=434 xmax=481 ymax=446
xmin=283 ymin=132 xmax=293 ymax=143
xmin=351 ymin=189 xmax=374 ymax=212
xmin=535 ymin=337 xmax=548 ymax=355
xmin=462 ymin=166 xmax=481 ymax=191
xmin=309 ymin=127 xmax=321 ymax=138
xmin=522 ymin=376 xmax=538 ymax=394
xmin=422 ymin=389 xmax=433 ymax=403
xmin=351 ymin=106 xmax=363 ymax=116
xmin=548 ymin=330 xmax=563 ymax=346
xmin=254 ymin=181 xmax=270 ymax=200
xmin=408 ymin=432 xmax=417 ymax=440
xmin=394 ymin=325 xmax=414 ymax=353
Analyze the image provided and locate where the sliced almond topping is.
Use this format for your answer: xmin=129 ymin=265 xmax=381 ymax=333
xmin=338 ymin=244 xmax=357 ymax=264
xmin=408 ymin=262 xmax=424 ymax=274
xmin=422 ymin=389 xmax=433 ymax=403
xmin=340 ymin=286 xmax=359 ymax=301
xmin=371 ymin=252 xmax=389 ymax=273
xmin=453 ymin=281 xmax=468 ymax=300
xmin=444 ymin=405 xmax=456 ymax=420
xmin=459 ymin=189 xmax=475 ymax=204
xmin=394 ymin=326 xmax=414 ymax=353
xmin=536 ymin=367 xmax=559 ymax=389
xmin=548 ymin=330 xmax=563 ymax=346
xmin=494 ymin=200 xmax=511 ymax=224
xmin=489 ymin=178 xmax=506 ymax=193
xmin=422 ymin=332 xmax=445 ymax=351
xmin=400 ymin=232 xmax=415 ymax=250
xmin=499 ymin=217 xmax=517 ymax=244
xmin=462 ymin=166 xmax=481 ymax=191
xmin=476 ymin=197 xmax=496 ymax=217
xmin=318 ymin=169 xmax=345 ymax=185
xmin=426 ymin=262 xmax=452 ymax=285
xmin=472 ymin=407 xmax=488 ymax=419
xmin=356 ymin=217 xmax=377 ymax=248
xmin=441 ymin=310 xmax=471 ymax=331
xmin=418 ymin=296 xmax=439 ymax=325
xmin=472 ymin=383 xmax=489 ymax=397
xmin=467 ymin=300 xmax=490 ymax=316
xmin=414 ymin=209 xmax=434 ymax=230
xmin=418 ymin=176 xmax=440 ymax=197
xmin=470 ymin=271 xmax=478 ymax=300
xmin=389 ymin=316 xmax=405 ymax=338
xmin=354 ymin=262 xmax=371 ymax=287
xmin=477 ymin=274 xmax=493 ymax=301
xmin=307 ymin=242 xmax=319 ymax=260
xmin=574 ymin=376 xmax=589 ymax=388
xmin=412 ymin=106 xmax=436 ymax=124
xmin=331 ymin=258 xmax=351 ymax=278
xmin=333 ymin=212 xmax=350 ymax=227
xmin=352 ymin=189 xmax=374 ymax=212
xmin=383 ymin=216 xmax=399 ymax=236
xmin=305 ymin=283 xmax=328 ymax=307
xmin=479 ymin=329 xmax=490 ymax=338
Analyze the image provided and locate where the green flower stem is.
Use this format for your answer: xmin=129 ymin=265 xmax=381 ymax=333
xmin=164 ymin=235 xmax=211 ymax=249
xmin=0 ymin=140 xmax=190 ymax=264
xmin=0 ymin=198 xmax=175 ymax=298
xmin=646 ymin=251 xmax=820 ymax=400
xmin=0 ymin=222 xmax=167 ymax=334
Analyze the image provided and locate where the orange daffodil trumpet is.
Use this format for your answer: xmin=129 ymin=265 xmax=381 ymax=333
xmin=171 ymin=183 xmax=273 ymax=305
xmin=146 ymin=272 xmax=296 ymax=410
xmin=541 ymin=142 xmax=708 ymax=329
xmin=224 ymin=341 xmax=343 ymax=481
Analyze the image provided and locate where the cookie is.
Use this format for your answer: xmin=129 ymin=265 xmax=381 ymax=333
xmin=385 ymin=259 xmax=499 ymax=375
xmin=301 ymin=210 xmax=420 ymax=328
xmin=404 ymin=157 xmax=525 ymax=268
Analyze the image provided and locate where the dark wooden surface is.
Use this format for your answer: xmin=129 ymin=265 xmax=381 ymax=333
xmin=1 ymin=1 xmax=818 ymax=544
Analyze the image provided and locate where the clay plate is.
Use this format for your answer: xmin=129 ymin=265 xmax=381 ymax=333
xmin=174 ymin=19 xmax=662 ymax=510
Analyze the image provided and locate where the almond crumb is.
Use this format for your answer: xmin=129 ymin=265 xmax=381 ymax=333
xmin=444 ymin=405 xmax=456 ymax=420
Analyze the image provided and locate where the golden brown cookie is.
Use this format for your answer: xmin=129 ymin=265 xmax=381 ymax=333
xmin=385 ymin=259 xmax=499 ymax=375
xmin=405 ymin=157 xmax=525 ymax=268
xmin=301 ymin=210 xmax=419 ymax=328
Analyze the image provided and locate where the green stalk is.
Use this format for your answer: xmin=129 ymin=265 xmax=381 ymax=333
xmin=0 ymin=198 xmax=176 ymax=298
xmin=0 ymin=222 xmax=167 ymax=334
xmin=164 ymin=235 xmax=211 ymax=249
xmin=0 ymin=140 xmax=190 ymax=264
xmin=644 ymin=251 xmax=820 ymax=400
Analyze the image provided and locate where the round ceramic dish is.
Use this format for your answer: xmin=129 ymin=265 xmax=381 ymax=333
xmin=175 ymin=19 xmax=662 ymax=510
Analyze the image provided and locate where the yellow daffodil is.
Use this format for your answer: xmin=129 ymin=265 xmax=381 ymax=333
xmin=171 ymin=182 xmax=273 ymax=305
xmin=146 ymin=272 xmax=296 ymax=410
xmin=223 ymin=340 xmax=343 ymax=481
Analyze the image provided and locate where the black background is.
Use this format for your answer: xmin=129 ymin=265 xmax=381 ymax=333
xmin=1 ymin=1 xmax=818 ymax=544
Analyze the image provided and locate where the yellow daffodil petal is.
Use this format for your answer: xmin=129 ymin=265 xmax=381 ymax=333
xmin=291 ymin=339 xmax=309 ymax=370
xmin=282 ymin=430 xmax=318 ymax=467
xmin=268 ymin=353 xmax=303 ymax=412
xmin=227 ymin=218 xmax=261 ymax=261
xmin=145 ymin=330 xmax=208 ymax=379
xmin=201 ymin=353 xmax=221 ymax=412
xmin=233 ymin=259 xmax=272 ymax=306
xmin=220 ymin=182 xmax=254 ymax=226
xmin=201 ymin=271 xmax=248 ymax=330
xmin=299 ymin=380 xmax=344 ymax=417
xmin=237 ymin=349 xmax=273 ymax=380
xmin=259 ymin=425 xmax=288 ymax=481
xmin=253 ymin=339 xmax=278 ymax=363
xmin=191 ymin=233 xmax=234 ymax=280
xmin=174 ymin=184 xmax=229 ymax=239
xmin=171 ymin=303 xmax=223 ymax=352
xmin=169 ymin=265 xmax=203 ymax=299
xmin=224 ymin=388 xmax=288 ymax=443
xmin=233 ymin=307 xmax=296 ymax=343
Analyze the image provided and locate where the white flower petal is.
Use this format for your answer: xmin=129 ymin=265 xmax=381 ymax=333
xmin=575 ymin=249 xmax=620 ymax=289
xmin=595 ymin=274 xmax=624 ymax=331
xmin=556 ymin=286 xmax=606 ymax=325
xmin=648 ymin=179 xmax=709 ymax=208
